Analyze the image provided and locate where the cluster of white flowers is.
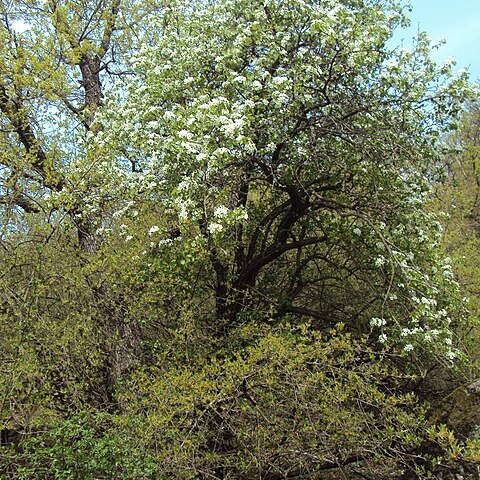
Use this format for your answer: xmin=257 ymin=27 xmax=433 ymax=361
xmin=158 ymin=238 xmax=173 ymax=247
xmin=172 ymin=197 xmax=198 ymax=221
xmin=214 ymin=205 xmax=229 ymax=218
xmin=252 ymin=80 xmax=262 ymax=90
xmin=208 ymin=222 xmax=224 ymax=235
xmin=446 ymin=350 xmax=457 ymax=360
xmin=370 ymin=317 xmax=387 ymax=328
xmin=220 ymin=116 xmax=247 ymax=138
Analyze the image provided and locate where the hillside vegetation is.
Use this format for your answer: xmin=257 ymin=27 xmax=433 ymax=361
xmin=0 ymin=0 xmax=479 ymax=478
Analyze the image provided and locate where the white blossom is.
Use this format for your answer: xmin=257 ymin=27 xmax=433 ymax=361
xmin=370 ymin=317 xmax=386 ymax=328
xmin=378 ymin=334 xmax=388 ymax=343
xmin=158 ymin=238 xmax=173 ymax=246
xmin=446 ymin=349 xmax=456 ymax=360
xmin=208 ymin=222 xmax=224 ymax=235
xmin=178 ymin=129 xmax=191 ymax=139
xmin=214 ymin=205 xmax=229 ymax=218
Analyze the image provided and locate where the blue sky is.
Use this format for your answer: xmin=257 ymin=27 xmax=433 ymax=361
xmin=393 ymin=0 xmax=480 ymax=81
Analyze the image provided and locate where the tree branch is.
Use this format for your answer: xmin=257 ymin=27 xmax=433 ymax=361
xmin=99 ymin=0 xmax=121 ymax=58
xmin=0 ymin=84 xmax=63 ymax=191
xmin=0 ymin=193 xmax=41 ymax=213
xmin=234 ymin=236 xmax=327 ymax=289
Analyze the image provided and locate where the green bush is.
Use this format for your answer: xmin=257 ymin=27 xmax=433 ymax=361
xmin=1 ymin=412 xmax=157 ymax=480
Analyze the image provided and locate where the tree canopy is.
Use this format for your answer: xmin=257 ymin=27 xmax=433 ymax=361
xmin=100 ymin=0 xmax=469 ymax=353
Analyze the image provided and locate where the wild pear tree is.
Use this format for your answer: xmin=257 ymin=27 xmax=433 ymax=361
xmin=103 ymin=0 xmax=470 ymax=354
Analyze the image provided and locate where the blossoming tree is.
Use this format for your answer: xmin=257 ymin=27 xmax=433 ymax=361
xmin=103 ymin=0 xmax=470 ymax=354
